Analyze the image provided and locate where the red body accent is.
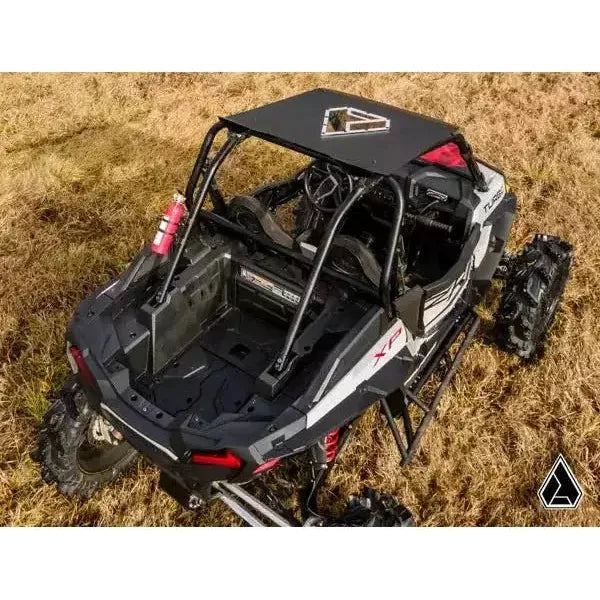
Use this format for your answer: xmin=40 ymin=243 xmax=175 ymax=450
xmin=190 ymin=450 xmax=243 ymax=469
xmin=373 ymin=325 xmax=403 ymax=367
xmin=419 ymin=142 xmax=467 ymax=169
xmin=252 ymin=458 xmax=281 ymax=474
xmin=69 ymin=346 xmax=94 ymax=386
xmin=151 ymin=193 xmax=187 ymax=255
xmin=324 ymin=429 xmax=340 ymax=463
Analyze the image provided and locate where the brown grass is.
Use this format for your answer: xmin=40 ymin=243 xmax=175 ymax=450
xmin=1 ymin=73 xmax=599 ymax=526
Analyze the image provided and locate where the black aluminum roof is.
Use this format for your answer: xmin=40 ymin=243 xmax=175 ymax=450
xmin=220 ymin=88 xmax=459 ymax=176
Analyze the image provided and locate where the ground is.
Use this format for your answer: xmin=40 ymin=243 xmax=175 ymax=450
xmin=0 ymin=73 xmax=599 ymax=526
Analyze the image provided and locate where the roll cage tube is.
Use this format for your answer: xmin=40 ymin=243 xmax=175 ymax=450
xmin=156 ymin=129 xmax=243 ymax=304
xmin=379 ymin=176 xmax=406 ymax=317
xmin=183 ymin=121 xmax=227 ymax=211
xmin=453 ymin=134 xmax=488 ymax=192
xmin=195 ymin=209 xmax=381 ymax=300
xmin=274 ymin=176 xmax=382 ymax=373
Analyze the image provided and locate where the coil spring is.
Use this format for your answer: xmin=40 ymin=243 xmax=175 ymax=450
xmin=324 ymin=428 xmax=340 ymax=463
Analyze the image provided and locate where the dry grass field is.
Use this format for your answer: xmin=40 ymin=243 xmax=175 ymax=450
xmin=0 ymin=73 xmax=599 ymax=526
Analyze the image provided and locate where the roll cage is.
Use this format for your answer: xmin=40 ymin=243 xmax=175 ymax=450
xmin=158 ymin=112 xmax=484 ymax=374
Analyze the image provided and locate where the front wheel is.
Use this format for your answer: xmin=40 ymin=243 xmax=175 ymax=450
xmin=36 ymin=380 xmax=138 ymax=498
xmin=495 ymin=234 xmax=573 ymax=359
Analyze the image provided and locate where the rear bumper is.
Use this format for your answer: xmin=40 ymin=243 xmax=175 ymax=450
xmin=69 ymin=350 xmax=261 ymax=486
xmin=100 ymin=402 xmax=178 ymax=461
xmin=98 ymin=396 xmax=260 ymax=485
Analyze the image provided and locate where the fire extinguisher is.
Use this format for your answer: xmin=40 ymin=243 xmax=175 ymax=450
xmin=151 ymin=192 xmax=187 ymax=255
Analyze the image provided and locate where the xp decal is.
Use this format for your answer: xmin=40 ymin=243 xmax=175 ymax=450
xmin=306 ymin=320 xmax=408 ymax=427
xmin=374 ymin=324 xmax=405 ymax=367
xmin=36 ymin=89 xmax=572 ymax=527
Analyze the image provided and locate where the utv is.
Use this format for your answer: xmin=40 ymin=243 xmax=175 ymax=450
xmin=37 ymin=89 xmax=572 ymax=526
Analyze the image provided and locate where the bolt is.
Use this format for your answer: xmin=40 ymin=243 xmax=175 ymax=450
xmin=188 ymin=494 xmax=204 ymax=509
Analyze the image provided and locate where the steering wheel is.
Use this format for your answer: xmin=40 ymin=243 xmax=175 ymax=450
xmin=303 ymin=162 xmax=354 ymax=213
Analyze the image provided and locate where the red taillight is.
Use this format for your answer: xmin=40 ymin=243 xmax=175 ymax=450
xmin=68 ymin=346 xmax=95 ymax=386
xmin=419 ymin=142 xmax=467 ymax=169
xmin=252 ymin=458 xmax=281 ymax=475
xmin=190 ymin=450 xmax=243 ymax=469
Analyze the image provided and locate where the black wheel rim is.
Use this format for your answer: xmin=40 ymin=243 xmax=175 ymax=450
xmin=76 ymin=434 xmax=133 ymax=475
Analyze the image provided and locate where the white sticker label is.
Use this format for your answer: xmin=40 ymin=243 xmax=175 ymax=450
xmin=239 ymin=267 xmax=301 ymax=305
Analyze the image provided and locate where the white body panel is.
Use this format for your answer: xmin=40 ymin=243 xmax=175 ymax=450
xmin=471 ymin=162 xmax=506 ymax=266
xmin=305 ymin=162 xmax=505 ymax=428
xmin=306 ymin=319 xmax=408 ymax=426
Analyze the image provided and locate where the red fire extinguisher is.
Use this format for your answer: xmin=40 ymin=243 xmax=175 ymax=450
xmin=151 ymin=192 xmax=187 ymax=255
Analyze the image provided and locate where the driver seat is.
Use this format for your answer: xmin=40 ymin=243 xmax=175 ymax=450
xmin=227 ymin=195 xmax=294 ymax=249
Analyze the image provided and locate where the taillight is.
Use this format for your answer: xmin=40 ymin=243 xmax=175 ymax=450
xmin=190 ymin=450 xmax=243 ymax=469
xmin=252 ymin=458 xmax=280 ymax=475
xmin=68 ymin=345 xmax=95 ymax=386
xmin=419 ymin=142 xmax=467 ymax=169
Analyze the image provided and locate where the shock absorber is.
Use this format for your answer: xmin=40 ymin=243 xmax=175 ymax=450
xmin=324 ymin=429 xmax=340 ymax=463
xmin=310 ymin=428 xmax=340 ymax=470
xmin=304 ymin=427 xmax=343 ymax=519
xmin=151 ymin=192 xmax=187 ymax=255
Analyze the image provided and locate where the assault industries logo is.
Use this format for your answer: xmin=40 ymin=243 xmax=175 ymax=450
xmin=538 ymin=454 xmax=583 ymax=509
xmin=321 ymin=107 xmax=390 ymax=136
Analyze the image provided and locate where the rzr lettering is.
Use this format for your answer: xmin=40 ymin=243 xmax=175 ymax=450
xmin=373 ymin=326 xmax=403 ymax=367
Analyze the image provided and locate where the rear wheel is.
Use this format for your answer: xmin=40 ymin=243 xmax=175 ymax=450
xmin=321 ymin=489 xmax=414 ymax=527
xmin=495 ymin=234 xmax=573 ymax=359
xmin=37 ymin=381 xmax=138 ymax=498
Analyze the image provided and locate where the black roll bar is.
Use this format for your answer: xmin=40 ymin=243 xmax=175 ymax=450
xmin=196 ymin=210 xmax=381 ymax=300
xmin=156 ymin=130 xmax=242 ymax=304
xmin=274 ymin=176 xmax=381 ymax=373
xmin=158 ymin=121 xmax=412 ymax=373
xmin=379 ymin=176 xmax=406 ymax=317
xmin=454 ymin=133 xmax=488 ymax=192
xmin=183 ymin=121 xmax=228 ymax=211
